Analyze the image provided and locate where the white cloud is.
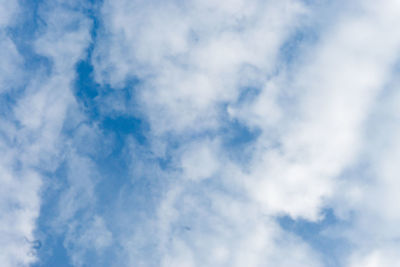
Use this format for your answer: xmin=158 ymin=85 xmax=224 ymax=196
xmin=180 ymin=139 xmax=220 ymax=181
xmin=92 ymin=0 xmax=400 ymax=266
xmin=153 ymin=185 xmax=323 ymax=267
xmin=94 ymin=0 xmax=306 ymax=136
xmin=330 ymin=76 xmax=400 ymax=266
xmin=311 ymin=1 xmax=400 ymax=265
xmin=0 ymin=0 xmax=94 ymax=266
xmin=0 ymin=166 xmax=42 ymax=267
xmin=0 ymin=2 xmax=41 ymax=266
xmin=89 ymin=0 xmax=360 ymax=265
xmin=3 ymin=0 xmax=400 ymax=266
xmin=233 ymin=0 xmax=400 ymax=222
xmin=347 ymin=247 xmax=400 ymax=267
xmin=0 ymin=0 xmax=18 ymax=27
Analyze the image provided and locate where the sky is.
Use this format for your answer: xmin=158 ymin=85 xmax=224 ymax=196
xmin=1 ymin=0 xmax=400 ymax=266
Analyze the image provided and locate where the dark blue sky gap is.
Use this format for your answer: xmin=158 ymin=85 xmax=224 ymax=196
xmin=32 ymin=0 xmax=158 ymax=265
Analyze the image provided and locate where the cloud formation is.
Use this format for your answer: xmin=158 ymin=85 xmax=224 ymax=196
xmin=1 ymin=0 xmax=400 ymax=266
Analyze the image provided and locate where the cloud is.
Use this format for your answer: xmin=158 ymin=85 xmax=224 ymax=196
xmin=0 ymin=0 xmax=18 ymax=27
xmin=3 ymin=0 xmax=400 ymax=266
xmin=64 ymin=215 xmax=113 ymax=266
xmin=0 ymin=166 xmax=42 ymax=267
xmin=235 ymin=0 xmax=400 ymax=222
xmin=153 ymin=183 xmax=323 ymax=267
xmin=179 ymin=139 xmax=220 ymax=181
xmin=0 ymin=34 xmax=23 ymax=92
xmin=91 ymin=0 xmax=326 ymax=265
xmin=91 ymin=0 xmax=400 ymax=266
xmin=331 ymin=76 xmax=400 ymax=265
xmin=0 ymin=0 xmax=95 ymax=266
xmin=93 ymin=0 xmax=306 ymax=136
xmin=347 ymin=247 xmax=400 ymax=267
xmin=0 ymin=2 xmax=40 ymax=266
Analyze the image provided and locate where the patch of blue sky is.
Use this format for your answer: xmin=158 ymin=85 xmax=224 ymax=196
xmin=220 ymin=117 xmax=261 ymax=165
xmin=33 ymin=162 xmax=73 ymax=267
xmin=0 ymin=92 xmax=16 ymax=118
xmin=278 ymin=209 xmax=351 ymax=267
xmin=31 ymin=237 xmax=73 ymax=267
xmin=236 ymin=85 xmax=262 ymax=104
xmin=8 ymin=0 xmax=49 ymax=65
xmin=24 ymin=0 xmax=148 ymax=265
xmin=33 ymin=152 xmax=130 ymax=266
xmin=72 ymin=5 xmax=146 ymax=140
xmin=34 ymin=5 xmax=173 ymax=267
xmin=71 ymin=40 xmax=154 ymax=222
xmin=279 ymin=29 xmax=316 ymax=67
xmin=71 ymin=2 xmax=148 ymax=152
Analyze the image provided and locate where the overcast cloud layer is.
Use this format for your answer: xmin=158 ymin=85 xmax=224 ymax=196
xmin=1 ymin=0 xmax=400 ymax=266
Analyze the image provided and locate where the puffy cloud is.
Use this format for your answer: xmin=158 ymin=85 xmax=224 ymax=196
xmin=331 ymin=76 xmax=400 ymax=266
xmin=92 ymin=0 xmax=327 ymax=265
xmin=91 ymin=0 xmax=400 ymax=266
xmin=93 ymin=0 xmax=306 ymax=136
xmin=153 ymin=184 xmax=323 ymax=267
xmin=237 ymin=0 xmax=400 ymax=221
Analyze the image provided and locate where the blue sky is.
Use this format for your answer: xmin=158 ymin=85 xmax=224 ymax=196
xmin=2 ymin=0 xmax=400 ymax=266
